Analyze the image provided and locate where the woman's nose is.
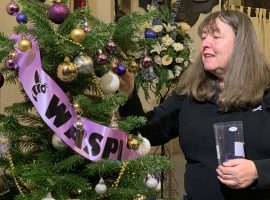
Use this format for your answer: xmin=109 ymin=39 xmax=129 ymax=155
xmin=201 ymin=36 xmax=212 ymax=48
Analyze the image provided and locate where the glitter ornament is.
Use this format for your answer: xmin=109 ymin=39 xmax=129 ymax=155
xmin=73 ymin=53 xmax=94 ymax=74
xmin=99 ymin=71 xmax=120 ymax=94
xmin=0 ymin=73 xmax=4 ymax=88
xmin=48 ymin=1 xmax=70 ymax=24
xmin=18 ymin=36 xmax=32 ymax=52
xmin=146 ymin=174 xmax=159 ymax=189
xmin=127 ymin=135 xmax=140 ymax=151
xmin=95 ymin=178 xmax=107 ymax=195
xmin=129 ymin=60 xmax=138 ymax=72
xmin=52 ymin=134 xmax=67 ymax=151
xmin=96 ymin=50 xmax=108 ymax=65
xmin=114 ymin=64 xmax=126 ymax=76
xmin=16 ymin=13 xmax=28 ymax=24
xmin=6 ymin=0 xmax=20 ymax=16
xmin=140 ymin=55 xmax=153 ymax=68
xmin=57 ymin=57 xmax=78 ymax=82
xmin=106 ymin=40 xmax=117 ymax=53
xmin=70 ymin=27 xmax=85 ymax=43
xmin=136 ymin=134 xmax=151 ymax=156
xmin=83 ymin=21 xmax=91 ymax=32
xmin=141 ymin=66 xmax=156 ymax=81
xmin=144 ymin=28 xmax=157 ymax=39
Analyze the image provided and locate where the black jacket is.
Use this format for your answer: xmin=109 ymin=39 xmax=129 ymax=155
xmin=120 ymin=91 xmax=270 ymax=200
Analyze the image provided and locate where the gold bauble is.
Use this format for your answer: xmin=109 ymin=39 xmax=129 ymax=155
xmin=18 ymin=36 xmax=32 ymax=52
xmin=70 ymin=27 xmax=86 ymax=43
xmin=73 ymin=103 xmax=82 ymax=115
xmin=134 ymin=194 xmax=146 ymax=200
xmin=129 ymin=60 xmax=138 ymax=72
xmin=127 ymin=136 xmax=140 ymax=151
xmin=57 ymin=57 xmax=78 ymax=82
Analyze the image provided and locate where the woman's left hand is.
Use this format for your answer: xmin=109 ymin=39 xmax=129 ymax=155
xmin=216 ymin=159 xmax=258 ymax=189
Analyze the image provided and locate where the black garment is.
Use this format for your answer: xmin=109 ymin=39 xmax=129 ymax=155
xmin=119 ymin=91 xmax=270 ymax=200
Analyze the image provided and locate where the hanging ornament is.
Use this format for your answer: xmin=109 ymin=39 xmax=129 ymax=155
xmin=73 ymin=53 xmax=94 ymax=74
xmin=83 ymin=21 xmax=92 ymax=32
xmin=6 ymin=0 xmax=20 ymax=16
xmin=0 ymin=132 xmax=10 ymax=156
xmin=144 ymin=28 xmax=157 ymax=39
xmin=16 ymin=13 xmax=28 ymax=24
xmin=146 ymin=174 xmax=159 ymax=189
xmin=113 ymin=64 xmax=126 ymax=76
xmin=74 ymin=117 xmax=84 ymax=148
xmin=141 ymin=66 xmax=156 ymax=81
xmin=57 ymin=56 xmax=78 ymax=82
xmin=129 ymin=60 xmax=138 ymax=72
xmin=106 ymin=40 xmax=117 ymax=54
xmin=0 ymin=73 xmax=4 ymax=89
xmin=4 ymin=57 xmax=17 ymax=70
xmin=109 ymin=112 xmax=119 ymax=129
xmin=95 ymin=178 xmax=107 ymax=195
xmin=99 ymin=71 xmax=120 ymax=94
xmin=0 ymin=168 xmax=10 ymax=196
xmin=74 ymin=0 xmax=87 ymax=10
xmin=127 ymin=134 xmax=140 ymax=151
xmin=95 ymin=50 xmax=108 ymax=65
xmin=136 ymin=134 xmax=151 ymax=156
xmin=48 ymin=0 xmax=70 ymax=24
xmin=70 ymin=27 xmax=86 ymax=43
xmin=18 ymin=36 xmax=32 ymax=52
xmin=52 ymin=134 xmax=67 ymax=151
xmin=140 ymin=54 xmax=153 ymax=68
xmin=155 ymin=180 xmax=161 ymax=191
xmin=134 ymin=194 xmax=147 ymax=200
xmin=42 ymin=192 xmax=56 ymax=200
xmin=73 ymin=103 xmax=82 ymax=115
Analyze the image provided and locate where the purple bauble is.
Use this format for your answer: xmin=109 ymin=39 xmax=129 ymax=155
xmin=48 ymin=2 xmax=70 ymax=24
xmin=114 ymin=64 xmax=126 ymax=76
xmin=144 ymin=28 xmax=157 ymax=39
xmin=106 ymin=40 xmax=117 ymax=53
xmin=16 ymin=13 xmax=28 ymax=24
xmin=6 ymin=1 xmax=20 ymax=16
xmin=141 ymin=55 xmax=153 ymax=68
xmin=4 ymin=57 xmax=17 ymax=70
xmin=96 ymin=51 xmax=108 ymax=65
xmin=0 ymin=72 xmax=4 ymax=88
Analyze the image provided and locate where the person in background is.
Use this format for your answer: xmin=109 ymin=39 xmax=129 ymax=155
xmin=119 ymin=10 xmax=270 ymax=200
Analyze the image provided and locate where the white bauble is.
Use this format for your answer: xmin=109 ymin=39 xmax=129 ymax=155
xmin=52 ymin=134 xmax=67 ymax=151
xmin=146 ymin=175 xmax=158 ymax=189
xmin=42 ymin=192 xmax=55 ymax=200
xmin=154 ymin=181 xmax=161 ymax=191
xmin=99 ymin=71 xmax=120 ymax=94
xmin=95 ymin=178 xmax=107 ymax=194
xmin=136 ymin=134 xmax=151 ymax=156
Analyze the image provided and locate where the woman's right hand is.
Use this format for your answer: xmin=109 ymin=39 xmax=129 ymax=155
xmin=118 ymin=71 xmax=135 ymax=98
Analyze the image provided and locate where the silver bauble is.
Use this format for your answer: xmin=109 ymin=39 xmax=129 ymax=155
xmin=95 ymin=178 xmax=107 ymax=195
xmin=99 ymin=71 xmax=120 ymax=94
xmin=52 ymin=134 xmax=67 ymax=151
xmin=146 ymin=175 xmax=158 ymax=189
xmin=136 ymin=134 xmax=151 ymax=156
xmin=74 ymin=54 xmax=94 ymax=74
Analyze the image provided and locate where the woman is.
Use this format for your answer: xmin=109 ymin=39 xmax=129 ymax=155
xmin=119 ymin=10 xmax=270 ymax=199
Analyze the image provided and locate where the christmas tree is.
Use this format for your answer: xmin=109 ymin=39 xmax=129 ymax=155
xmin=0 ymin=0 xmax=191 ymax=199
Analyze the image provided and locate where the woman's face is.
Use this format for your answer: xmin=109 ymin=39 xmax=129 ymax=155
xmin=200 ymin=18 xmax=235 ymax=81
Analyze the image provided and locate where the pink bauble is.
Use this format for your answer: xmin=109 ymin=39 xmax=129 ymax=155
xmin=48 ymin=2 xmax=70 ymax=24
xmin=6 ymin=1 xmax=20 ymax=16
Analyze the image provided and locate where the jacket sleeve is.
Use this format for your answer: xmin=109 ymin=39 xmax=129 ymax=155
xmin=119 ymin=91 xmax=182 ymax=146
xmin=252 ymin=159 xmax=270 ymax=190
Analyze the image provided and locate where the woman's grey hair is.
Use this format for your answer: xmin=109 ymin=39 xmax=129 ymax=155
xmin=176 ymin=10 xmax=270 ymax=111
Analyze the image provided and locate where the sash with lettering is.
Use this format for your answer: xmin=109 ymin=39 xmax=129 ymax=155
xmin=11 ymin=34 xmax=138 ymax=161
